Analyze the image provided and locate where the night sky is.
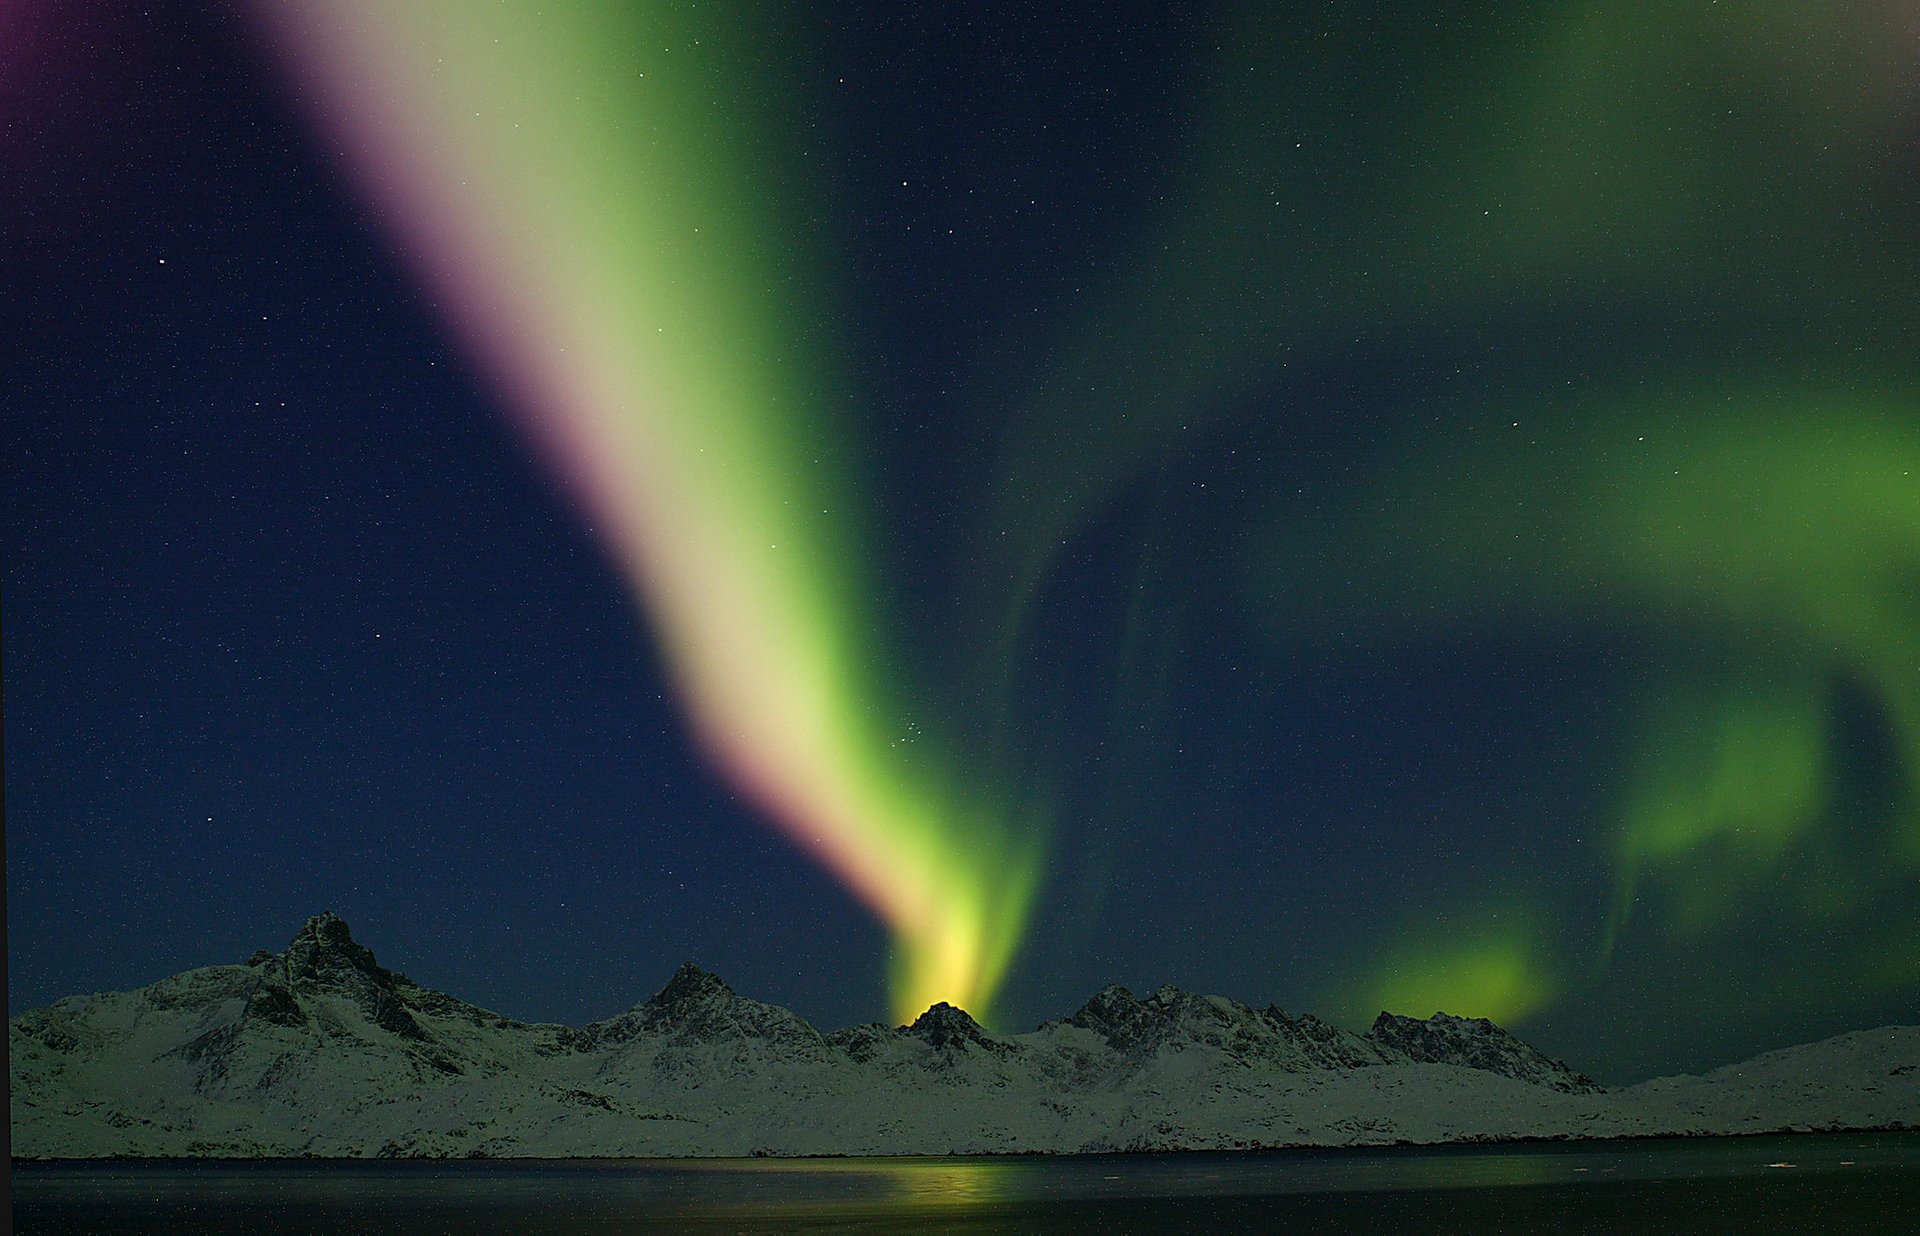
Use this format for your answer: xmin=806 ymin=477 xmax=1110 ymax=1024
xmin=6 ymin=1 xmax=1917 ymax=1084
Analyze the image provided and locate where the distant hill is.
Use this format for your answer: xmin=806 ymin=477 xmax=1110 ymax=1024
xmin=11 ymin=913 xmax=1916 ymax=1157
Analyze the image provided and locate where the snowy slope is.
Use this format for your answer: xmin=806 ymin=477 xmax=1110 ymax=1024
xmin=10 ymin=914 xmax=1917 ymax=1157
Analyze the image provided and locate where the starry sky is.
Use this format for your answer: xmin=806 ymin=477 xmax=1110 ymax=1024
xmin=5 ymin=1 xmax=1918 ymax=1083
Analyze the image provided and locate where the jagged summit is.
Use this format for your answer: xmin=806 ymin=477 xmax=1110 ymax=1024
xmin=1066 ymin=983 xmax=1249 ymax=1047
xmin=284 ymin=911 xmax=387 ymax=983
xmin=578 ymin=959 xmax=827 ymax=1054
xmin=145 ymin=916 xmax=1597 ymax=1091
xmin=1367 ymin=1010 xmax=1603 ymax=1094
xmin=1056 ymin=982 xmax=1400 ymax=1073
xmin=11 ymin=913 xmax=1915 ymax=1158
xmin=1264 ymin=1006 xmax=1398 ymax=1069
xmin=908 ymin=1001 xmax=1000 ymax=1052
xmin=1064 ymin=983 xmax=1177 ymax=1050
xmin=32 ymin=914 xmax=1611 ymax=1082
xmin=649 ymin=962 xmax=733 ymax=1009
xmin=233 ymin=910 xmax=435 ymax=1044
xmin=298 ymin=909 xmax=354 ymax=939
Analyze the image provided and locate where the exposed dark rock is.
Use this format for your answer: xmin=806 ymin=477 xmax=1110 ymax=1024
xmin=649 ymin=963 xmax=733 ymax=1011
xmin=241 ymin=966 xmax=306 ymax=1029
xmin=1367 ymin=1011 xmax=1604 ymax=1094
xmin=1061 ymin=984 xmax=1375 ymax=1071
xmin=279 ymin=912 xmax=430 ymax=1042
xmin=1265 ymin=1007 xmax=1399 ymax=1069
xmin=576 ymin=961 xmax=826 ymax=1056
xmin=16 ymin=910 xmax=1914 ymax=1159
xmin=285 ymin=912 xmax=383 ymax=984
xmin=826 ymin=1022 xmax=891 ymax=1064
xmin=908 ymin=1002 xmax=1006 ymax=1054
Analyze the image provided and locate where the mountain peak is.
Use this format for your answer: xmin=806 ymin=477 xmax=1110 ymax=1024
xmin=1065 ymin=983 xmax=1206 ymax=1053
xmin=19 ymin=918 xmax=1916 ymax=1160
xmin=1069 ymin=984 xmax=1144 ymax=1027
xmin=286 ymin=911 xmax=383 ymax=981
xmin=1368 ymin=1010 xmax=1604 ymax=1094
xmin=294 ymin=909 xmax=353 ymax=944
xmin=1368 ymin=1010 xmax=1500 ymax=1041
xmin=269 ymin=911 xmax=434 ymax=1043
xmin=649 ymin=962 xmax=733 ymax=1010
xmin=907 ymin=1001 xmax=999 ymax=1051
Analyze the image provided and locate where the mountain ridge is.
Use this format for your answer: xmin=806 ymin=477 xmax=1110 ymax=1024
xmin=11 ymin=913 xmax=1917 ymax=1158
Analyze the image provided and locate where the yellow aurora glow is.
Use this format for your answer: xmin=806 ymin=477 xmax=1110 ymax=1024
xmin=258 ymin=0 xmax=1919 ymax=1043
xmin=260 ymin=1 xmax=1040 ymax=1024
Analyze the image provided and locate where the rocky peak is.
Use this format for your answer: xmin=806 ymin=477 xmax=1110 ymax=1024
xmin=285 ymin=912 xmax=384 ymax=984
xmin=1059 ymin=985 xmax=1406 ymax=1073
xmin=577 ymin=963 xmax=825 ymax=1055
xmin=1066 ymin=984 xmax=1240 ymax=1054
xmin=824 ymin=1022 xmax=892 ymax=1063
xmin=1368 ymin=1011 xmax=1604 ymax=1093
xmin=648 ymin=963 xmax=733 ymax=1011
xmin=275 ymin=912 xmax=428 ymax=1042
xmin=1263 ymin=1006 xmax=1398 ymax=1069
xmin=1066 ymin=985 xmax=1152 ymax=1044
xmin=907 ymin=1002 xmax=1002 ymax=1053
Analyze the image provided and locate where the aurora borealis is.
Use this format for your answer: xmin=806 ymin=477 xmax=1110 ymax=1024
xmin=4 ymin=0 xmax=1917 ymax=1081
xmin=258 ymin=0 xmax=1041 ymax=1026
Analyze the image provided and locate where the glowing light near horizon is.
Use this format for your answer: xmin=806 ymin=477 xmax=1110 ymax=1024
xmin=260 ymin=1 xmax=1039 ymax=1024
xmin=968 ymin=1 xmax=1918 ymax=1024
xmin=1344 ymin=909 xmax=1559 ymax=1026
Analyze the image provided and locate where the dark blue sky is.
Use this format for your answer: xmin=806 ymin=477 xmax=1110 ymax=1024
xmin=7 ymin=1 xmax=1917 ymax=1083
xmin=3 ymin=1 xmax=898 ymax=1030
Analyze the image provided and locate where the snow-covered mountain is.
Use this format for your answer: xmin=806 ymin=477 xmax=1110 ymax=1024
xmin=1367 ymin=1010 xmax=1601 ymax=1093
xmin=10 ymin=913 xmax=1916 ymax=1158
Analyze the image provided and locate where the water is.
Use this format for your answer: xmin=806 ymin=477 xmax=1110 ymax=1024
xmin=14 ymin=1132 xmax=1920 ymax=1233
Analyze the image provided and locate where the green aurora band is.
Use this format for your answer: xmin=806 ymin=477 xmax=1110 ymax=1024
xmin=263 ymin=1 xmax=1041 ymax=1025
xmin=1260 ymin=392 xmax=1920 ymax=1023
xmin=966 ymin=2 xmax=1918 ymax=1030
xmin=266 ymin=0 xmax=1918 ymax=1045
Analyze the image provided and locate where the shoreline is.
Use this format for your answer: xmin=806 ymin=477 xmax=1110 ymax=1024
xmin=16 ymin=1124 xmax=1919 ymax=1165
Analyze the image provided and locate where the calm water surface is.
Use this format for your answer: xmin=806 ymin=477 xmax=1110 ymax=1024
xmin=15 ymin=1132 xmax=1920 ymax=1233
